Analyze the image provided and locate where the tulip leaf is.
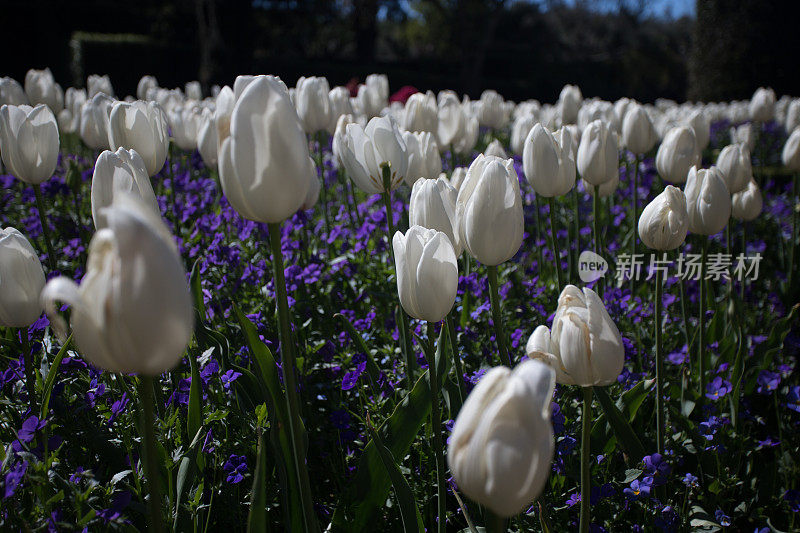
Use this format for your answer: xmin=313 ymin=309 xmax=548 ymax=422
xmin=365 ymin=419 xmax=425 ymax=533
xmin=247 ymin=430 xmax=272 ymax=533
xmin=39 ymin=334 xmax=73 ymax=420
xmin=187 ymin=349 xmax=203 ymax=459
xmin=189 ymin=259 xmax=206 ymax=319
xmin=593 ymin=385 xmax=648 ymax=462
xmin=330 ymin=327 xmax=449 ymax=531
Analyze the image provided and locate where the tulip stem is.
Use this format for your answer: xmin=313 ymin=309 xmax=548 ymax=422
xmin=789 ymin=173 xmax=798 ymax=293
xmin=487 ymin=265 xmax=511 ymax=367
xmin=34 ymin=184 xmax=57 ymax=273
xmin=630 ymin=155 xmax=640 ymax=296
xmin=427 ymin=322 xmax=447 ymax=533
xmin=572 ymin=188 xmax=581 ymax=283
xmin=547 ymin=197 xmax=564 ymax=289
xmin=487 ymin=512 xmax=506 ymax=533
xmin=267 ymin=222 xmax=319 ymax=532
xmin=579 ymin=386 xmax=593 ymax=533
xmin=20 ymin=330 xmax=36 ymax=413
xmin=655 ymin=268 xmax=665 ymax=458
xmin=534 ymin=195 xmax=544 ymax=266
xmin=316 ymin=132 xmax=331 ymax=235
xmin=137 ymin=375 xmax=164 ymax=533
xmin=698 ymin=238 xmax=708 ymax=408
xmin=592 ymin=185 xmax=602 ymax=297
xmin=446 ymin=313 xmax=466 ymax=408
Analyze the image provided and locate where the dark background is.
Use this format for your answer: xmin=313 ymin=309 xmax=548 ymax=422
xmin=2 ymin=0 xmax=797 ymax=103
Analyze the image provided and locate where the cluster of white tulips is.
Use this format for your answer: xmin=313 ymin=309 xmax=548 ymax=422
xmin=2 ymin=65 xmax=800 ymax=533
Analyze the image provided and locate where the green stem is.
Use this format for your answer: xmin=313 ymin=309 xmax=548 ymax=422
xmin=316 ymin=132 xmax=331 ymax=234
xmin=460 ymin=253 xmax=472 ymax=327
xmin=580 ymin=386 xmax=593 ymax=533
xmin=487 ymin=265 xmax=511 ymax=367
xmin=678 ymin=276 xmax=691 ymax=369
xmin=593 ymin=185 xmax=602 ymax=297
xmin=138 ymin=376 xmax=164 ymax=533
xmin=446 ymin=313 xmax=466 ymax=407
xmin=740 ymin=222 xmax=747 ymax=302
xmin=487 ymin=512 xmax=506 ymax=533
xmin=548 ymin=197 xmax=564 ymax=289
xmin=534 ymin=194 xmax=544 ymax=266
xmin=789 ymin=173 xmax=797 ymax=292
xmin=21 ymin=330 xmax=36 ymax=413
xmin=630 ymin=156 xmax=640 ymax=296
xmin=427 ymin=322 xmax=447 ymax=533
xmin=573 ymin=188 xmax=581 ymax=283
xmin=655 ymin=267 xmax=665 ymax=458
xmin=698 ymin=238 xmax=708 ymax=407
xmin=267 ymin=223 xmax=318 ymax=532
xmin=34 ymin=184 xmax=57 ymax=273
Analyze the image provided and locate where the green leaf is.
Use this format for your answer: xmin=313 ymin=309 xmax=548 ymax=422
xmin=365 ymin=420 xmax=425 ymax=533
xmin=247 ymin=430 xmax=272 ymax=533
xmin=39 ymin=334 xmax=73 ymax=420
xmin=330 ymin=327 xmax=449 ymax=531
xmin=189 ymin=259 xmax=207 ymax=319
xmin=623 ymin=469 xmax=643 ymax=483
xmin=187 ymin=350 xmax=203 ymax=458
xmin=593 ymin=386 xmax=647 ymax=462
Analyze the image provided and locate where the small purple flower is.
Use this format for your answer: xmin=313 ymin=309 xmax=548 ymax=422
xmin=682 ymin=473 xmax=699 ymax=488
xmin=223 ymin=454 xmax=248 ymax=484
xmin=108 ymin=392 xmax=130 ymax=425
xmin=565 ymin=492 xmax=580 ymax=507
xmin=624 ymin=477 xmax=652 ymax=500
xmin=643 ymin=453 xmax=670 ymax=486
xmin=714 ymin=509 xmax=731 ymax=527
xmin=784 ymin=489 xmax=800 ymax=513
xmin=705 ymin=376 xmax=732 ymax=401
xmin=756 ymin=370 xmax=780 ymax=394
xmin=220 ymin=369 xmax=242 ymax=391
xmin=785 ymin=385 xmax=800 ymax=412
xmin=3 ymin=461 xmax=28 ymax=498
xmin=341 ymin=361 xmax=366 ymax=391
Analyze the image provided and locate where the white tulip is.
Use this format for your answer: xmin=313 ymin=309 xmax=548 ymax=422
xmin=637 ymin=185 xmax=689 ymax=250
xmin=511 ymin=114 xmax=536 ymax=156
xmin=87 ymin=74 xmax=114 ymax=98
xmin=749 ymin=87 xmax=775 ymax=122
xmin=782 ymin=127 xmax=800 ymax=171
xmin=218 ymin=75 xmax=313 ymax=223
xmin=214 ymin=85 xmax=235 ymax=148
xmin=622 ymin=103 xmax=658 ymax=154
xmin=484 ymin=139 xmax=508 ymax=159
xmin=409 ymin=177 xmax=461 ymax=256
xmin=453 ymin=113 xmax=479 ymax=156
xmin=577 ymin=119 xmax=619 ymax=186
xmin=392 ymin=225 xmax=458 ymax=323
xmin=327 ymin=86 xmax=354 ymax=134
xmin=559 ymin=84 xmax=582 ymax=125
xmin=340 ymin=115 xmax=408 ymax=193
xmin=687 ymin=109 xmax=710 ymax=151
xmin=437 ymin=92 xmax=465 ymax=148
xmin=0 ymin=228 xmax=46 ymax=328
xmin=730 ymin=123 xmax=756 ymax=153
xmin=716 ymin=144 xmax=752 ymax=194
xmin=0 ymin=77 xmax=28 ymax=106
xmin=448 ymin=359 xmax=555 ymax=517
xmin=478 ymin=90 xmax=506 ymax=129
xmin=168 ymin=104 xmax=202 ymax=151
xmin=197 ymin=109 xmax=218 ymax=167
xmin=0 ymin=104 xmax=60 ymax=184
xmin=684 ymin=165 xmax=731 ymax=235
xmin=91 ymin=148 xmax=160 ymax=228
xmin=526 ymin=285 xmax=624 ymax=387
xmin=456 ymin=154 xmax=524 ymax=265
xmin=185 ymin=81 xmax=202 ymax=101
xmin=403 ymin=131 xmax=442 ymax=186
xmin=295 ymin=76 xmax=332 ymax=134
xmin=108 ymin=100 xmax=169 ymax=176
xmin=41 ymin=194 xmax=193 ymax=375
xmin=403 ymin=91 xmax=438 ymax=134
xmin=655 ymin=126 xmax=699 ymax=184
xmin=523 ymin=123 xmax=576 ymax=198
xmin=24 ymin=68 xmax=63 ymax=112
xmin=449 ymin=166 xmax=467 ymax=191
xmin=137 ymin=75 xmax=159 ymax=101
xmin=731 ymin=179 xmax=762 ymax=221
xmin=79 ymin=93 xmax=115 ymax=151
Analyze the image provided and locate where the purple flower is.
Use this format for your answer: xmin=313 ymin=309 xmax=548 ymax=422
xmin=108 ymin=392 xmax=130 ymax=425
xmin=223 ymin=455 xmax=248 ymax=484
xmin=787 ymin=386 xmax=800 ymax=412
xmin=714 ymin=509 xmax=731 ymax=527
xmin=756 ymin=370 xmax=780 ymax=394
xmin=3 ymin=461 xmax=28 ymax=498
xmin=341 ymin=361 xmax=366 ymax=391
xmin=643 ymin=453 xmax=670 ymax=486
xmin=220 ymin=369 xmax=242 ymax=390
xmin=565 ymin=492 xmax=581 ymax=507
xmin=624 ymin=477 xmax=652 ymax=500
xmin=682 ymin=473 xmax=699 ymax=488
xmin=18 ymin=416 xmax=46 ymax=442
xmin=784 ymin=489 xmax=800 ymax=513
xmin=705 ymin=376 xmax=732 ymax=401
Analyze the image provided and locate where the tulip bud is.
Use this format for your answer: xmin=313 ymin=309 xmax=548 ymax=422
xmin=453 ymin=113 xmax=479 ymax=156
xmin=0 ymin=228 xmax=46 ymax=327
xmin=357 ymin=83 xmax=384 ymax=119
xmin=214 ymin=85 xmax=235 ymax=148
xmin=559 ymin=84 xmax=582 ymax=125
xmin=637 ymin=185 xmax=689 ymax=250
xmin=622 ymin=103 xmax=658 ymax=154
xmin=448 ymin=359 xmax=555 ymax=517
xmin=403 ymin=131 xmax=442 ymax=186
xmin=91 ymin=148 xmax=160 ymax=228
xmin=684 ymin=165 xmax=731 ymax=235
xmin=79 ymin=93 xmax=114 ymax=151
xmin=687 ymin=109 xmax=710 ymax=151
xmin=409 ymin=177 xmax=461 ymax=256
xmin=749 ymin=87 xmax=775 ymax=122
xmin=327 ymin=86 xmax=353 ymax=134
xmin=295 ymin=76 xmax=332 ymax=134
xmin=730 ymin=123 xmax=756 ymax=153
xmin=24 ymin=68 xmax=63 ymax=112
xmin=0 ymin=77 xmax=28 ymax=106
xmin=87 ymin=74 xmax=114 ymax=98
xmin=185 ymin=81 xmax=202 ymax=101
xmin=786 ymin=100 xmax=800 ymax=133
xmin=0 ymin=104 xmax=60 ymax=184
xmin=655 ymin=126 xmax=699 ymax=184
xmin=341 ymin=115 xmax=408 ymax=193
xmin=42 ymin=194 xmax=193 ymax=375
xmin=782 ymin=127 xmax=800 ymax=171
xmin=332 ymin=113 xmax=355 ymax=168
xmin=526 ymin=285 xmax=624 ymax=386
xmin=511 ymin=114 xmax=536 ymax=156
xmin=437 ymin=92 xmax=465 ymax=148
xmin=478 ymin=90 xmax=506 ymax=129
xmin=523 ymin=123 xmax=576 ymax=198
xmin=456 ymin=154 xmax=524 ymax=265
xmin=108 ymin=100 xmax=169 ymax=176
xmin=392 ymin=225 xmax=458 ymax=323
xmin=403 ymin=91 xmax=438 ymax=134
xmin=716 ymin=144 xmax=752 ymax=194
xmin=218 ymin=75 xmax=313 ymax=223
xmin=577 ymin=119 xmax=619 ymax=186
xmin=197 ymin=109 xmax=218 ymax=167
xmin=731 ymin=179 xmax=762 ymax=221
xmin=168 ymin=104 xmax=202 ymax=151
xmin=484 ymin=139 xmax=508 ymax=159
xmin=137 ymin=75 xmax=159 ymax=101
xmin=365 ymin=74 xmax=389 ymax=102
